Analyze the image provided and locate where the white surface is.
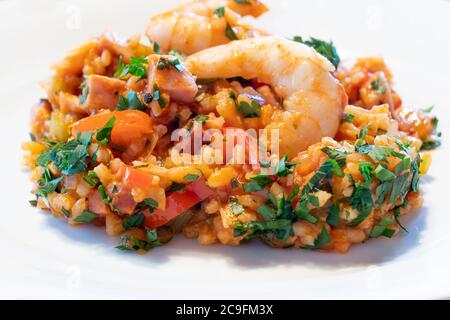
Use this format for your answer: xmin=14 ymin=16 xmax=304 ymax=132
xmin=0 ymin=0 xmax=449 ymax=299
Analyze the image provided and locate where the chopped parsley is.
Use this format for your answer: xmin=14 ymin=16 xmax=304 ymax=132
xmin=394 ymin=157 xmax=411 ymax=175
xmin=348 ymin=183 xmax=374 ymax=226
xmin=36 ymin=132 xmax=93 ymax=176
xmin=236 ymin=99 xmax=261 ymax=118
xmin=321 ymin=146 xmax=347 ymax=160
xmin=233 ymin=219 xmax=292 ymax=241
xmin=375 ymin=181 xmax=392 ymax=207
xmin=356 ymin=144 xmax=393 ymax=163
xmin=260 ymin=158 xmax=271 ymax=168
xmin=168 ymin=50 xmax=187 ymax=62
xmin=256 ymin=204 xmax=276 ymax=221
xmin=73 ymin=210 xmax=97 ymax=224
xmin=342 ymin=113 xmax=355 ymax=123
xmin=410 ymin=156 xmax=420 ymax=192
xmin=243 ymin=180 xmax=264 ymax=192
xmin=166 ymin=182 xmax=185 ymax=193
xmin=369 ymin=217 xmax=395 ymax=238
xmin=301 ymin=159 xmax=342 ymax=196
xmin=214 ymin=6 xmax=225 ymax=17
xmin=134 ymin=198 xmax=159 ymax=214
xmin=79 ymin=87 xmax=89 ymax=105
xmin=359 ymin=162 xmax=375 ymax=182
xmin=116 ymin=232 xmax=160 ymax=252
xmin=243 ymin=155 xmax=298 ymax=192
xmin=394 ymin=206 xmax=408 ymax=233
xmin=302 ymin=227 xmax=331 ymax=250
xmin=225 ymin=24 xmax=238 ymax=40
xmin=374 ymin=165 xmax=396 ymax=182
xmin=294 ymin=200 xmax=319 ymax=224
xmin=230 ymin=197 xmax=245 ymax=216
xmin=98 ymin=185 xmax=111 ymax=205
xmin=146 ymin=229 xmax=162 ymax=247
xmin=82 ymin=170 xmax=99 ymax=187
xmin=370 ymin=78 xmax=387 ymax=95
xmin=195 ymin=114 xmax=209 ymax=125
xmin=153 ymin=85 xmax=166 ymax=108
xmin=421 ymin=105 xmax=434 ymax=113
xmin=421 ymin=140 xmax=441 ymax=150
xmin=293 ymin=36 xmax=340 ymax=68
xmin=249 ymin=174 xmax=273 ymax=186
xmin=117 ymin=91 xmax=147 ymax=111
xmin=153 ymin=42 xmax=160 ymax=54
xmin=157 ymin=57 xmax=186 ymax=72
xmin=37 ymin=169 xmax=63 ymax=197
xmin=114 ymin=56 xmax=147 ymax=80
xmin=184 ymin=173 xmax=200 ymax=181
xmin=327 ymin=203 xmax=340 ymax=227
xmin=96 ymin=116 xmax=115 ymax=145
xmin=61 ymin=207 xmax=70 ymax=218
xmin=388 ymin=173 xmax=410 ymax=204
xmin=122 ymin=213 xmax=145 ymax=230
xmin=328 ymin=159 xmax=344 ymax=177
xmin=274 ymin=154 xmax=298 ymax=177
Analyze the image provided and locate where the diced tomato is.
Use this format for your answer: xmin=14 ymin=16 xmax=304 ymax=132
xmin=144 ymin=178 xmax=214 ymax=229
xmin=112 ymin=166 xmax=155 ymax=215
xmin=71 ymin=110 xmax=153 ymax=147
xmin=119 ymin=166 xmax=154 ymax=190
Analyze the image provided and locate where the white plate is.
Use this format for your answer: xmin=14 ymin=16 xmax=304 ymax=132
xmin=1 ymin=0 xmax=449 ymax=299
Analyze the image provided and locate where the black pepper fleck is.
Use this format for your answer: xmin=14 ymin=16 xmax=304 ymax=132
xmin=143 ymin=93 xmax=153 ymax=104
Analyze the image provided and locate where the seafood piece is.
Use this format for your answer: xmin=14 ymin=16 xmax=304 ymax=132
xmin=146 ymin=0 xmax=268 ymax=55
xmin=185 ymin=36 xmax=348 ymax=156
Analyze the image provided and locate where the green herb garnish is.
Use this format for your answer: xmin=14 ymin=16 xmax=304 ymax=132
xmin=302 ymin=227 xmax=331 ymax=250
xmin=342 ymin=113 xmax=355 ymax=123
xmin=370 ymin=78 xmax=387 ymax=95
xmin=114 ymin=56 xmax=147 ymax=80
xmin=348 ymin=183 xmax=374 ymax=226
xmin=74 ymin=210 xmax=97 ymax=224
xmin=230 ymin=197 xmax=245 ymax=216
xmin=359 ymin=162 xmax=375 ymax=182
xmin=293 ymin=36 xmax=340 ymax=68
xmin=117 ymin=91 xmax=147 ymax=111
xmin=153 ymin=85 xmax=166 ymax=108
xmin=184 ymin=174 xmax=200 ymax=181
xmin=236 ymin=99 xmax=261 ymax=118
xmin=214 ymin=6 xmax=225 ymax=17
xmin=374 ymin=165 xmax=396 ymax=182
xmin=122 ymin=213 xmax=145 ymax=230
xmin=153 ymin=42 xmax=160 ymax=54
xmin=327 ymin=203 xmax=340 ymax=227
xmin=36 ymin=132 xmax=93 ymax=176
xmin=369 ymin=217 xmax=395 ymax=238
xmin=98 ymin=185 xmax=111 ymax=204
xmin=79 ymin=87 xmax=89 ymax=105
xmin=225 ymin=24 xmax=238 ymax=40
xmin=82 ymin=170 xmax=99 ymax=187
xmin=96 ymin=116 xmax=115 ymax=145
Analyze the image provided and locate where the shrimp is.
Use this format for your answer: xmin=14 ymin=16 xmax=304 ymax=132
xmin=146 ymin=0 xmax=268 ymax=55
xmin=185 ymin=36 xmax=348 ymax=157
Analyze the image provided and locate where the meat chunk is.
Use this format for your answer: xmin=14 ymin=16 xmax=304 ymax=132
xmin=147 ymin=55 xmax=198 ymax=103
xmin=80 ymin=75 xmax=126 ymax=112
